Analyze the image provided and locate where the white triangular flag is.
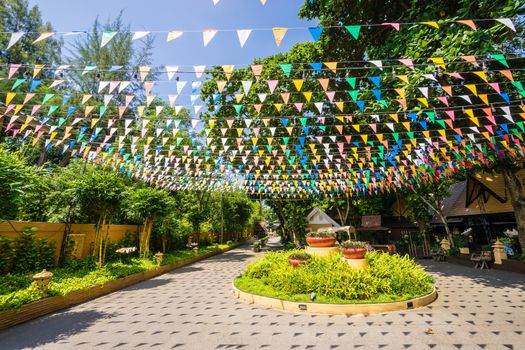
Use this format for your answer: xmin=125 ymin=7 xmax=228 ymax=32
xmin=100 ymin=31 xmax=117 ymax=48
xmin=167 ymin=31 xmax=183 ymax=42
xmin=242 ymin=81 xmax=253 ymax=94
xmin=132 ymin=31 xmax=150 ymax=41
xmin=202 ymin=30 xmax=218 ymax=47
xmin=495 ymin=18 xmax=516 ymax=32
xmin=369 ymin=60 xmax=383 ymax=70
xmin=237 ymin=29 xmax=252 ymax=48
xmin=260 ymin=0 xmax=267 ymax=4
xmin=194 ymin=65 xmax=206 ymax=79
xmin=165 ymin=65 xmax=179 ymax=80
xmin=7 ymin=32 xmax=25 ymax=49
xmin=213 ymin=0 xmax=220 ymax=4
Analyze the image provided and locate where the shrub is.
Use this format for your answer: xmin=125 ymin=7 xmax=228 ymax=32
xmin=2 ymin=227 xmax=56 ymax=275
xmin=288 ymin=253 xmax=310 ymax=261
xmin=306 ymin=231 xmax=335 ymax=238
xmin=340 ymin=240 xmax=368 ymax=249
xmin=237 ymin=250 xmax=434 ymax=303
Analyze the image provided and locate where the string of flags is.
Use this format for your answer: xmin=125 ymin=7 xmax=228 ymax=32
xmin=1 ymin=17 xmax=517 ymax=49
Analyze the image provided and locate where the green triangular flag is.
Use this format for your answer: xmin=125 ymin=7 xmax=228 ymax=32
xmin=283 ymin=137 xmax=289 ymax=145
xmin=392 ymin=132 xmax=399 ymax=143
xmin=490 ymin=53 xmax=509 ymax=68
xmin=345 ymin=25 xmax=361 ymax=40
xmin=426 ymin=111 xmax=435 ymax=123
xmin=299 ymin=117 xmax=307 ymax=126
xmin=42 ymin=93 xmax=55 ymax=105
xmin=48 ymin=105 xmax=59 ymax=115
xmin=234 ymin=104 xmax=243 ymax=114
xmin=345 ymin=77 xmax=356 ymax=89
xmin=58 ymin=117 xmax=66 ymax=127
xmin=280 ymin=64 xmax=292 ymax=77
xmin=288 ymin=156 xmax=295 ymax=165
xmin=406 ymin=132 xmax=415 ymax=139
xmin=99 ymin=106 xmax=107 ymax=117
xmin=348 ymin=90 xmax=359 ymax=102
xmin=436 ymin=119 xmax=446 ymax=129
xmin=11 ymin=78 xmax=26 ymax=90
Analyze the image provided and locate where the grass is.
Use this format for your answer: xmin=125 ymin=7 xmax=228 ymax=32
xmin=235 ymin=250 xmax=434 ymax=305
xmin=0 ymin=242 xmax=241 ymax=311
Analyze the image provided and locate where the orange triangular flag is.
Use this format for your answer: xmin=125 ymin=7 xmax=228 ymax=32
xmin=272 ymin=28 xmax=288 ymax=47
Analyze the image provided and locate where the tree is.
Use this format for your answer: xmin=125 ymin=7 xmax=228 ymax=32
xmin=75 ymin=170 xmax=126 ymax=268
xmin=68 ymin=11 xmax=154 ymax=97
xmin=124 ymin=187 xmax=172 ymax=256
xmin=0 ymin=147 xmax=42 ymax=220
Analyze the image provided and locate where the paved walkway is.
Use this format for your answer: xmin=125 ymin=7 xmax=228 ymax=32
xmin=1 ymin=239 xmax=524 ymax=350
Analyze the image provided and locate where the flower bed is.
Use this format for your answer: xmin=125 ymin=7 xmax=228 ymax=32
xmin=0 ymin=243 xmax=238 ymax=312
xmin=235 ymin=250 xmax=434 ymax=304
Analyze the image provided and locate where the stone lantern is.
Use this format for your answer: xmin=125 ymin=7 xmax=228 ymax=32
xmin=492 ymin=239 xmax=507 ymax=264
xmin=440 ymin=238 xmax=451 ymax=251
xmin=154 ymin=252 xmax=164 ymax=266
xmin=32 ymin=269 xmax=53 ymax=293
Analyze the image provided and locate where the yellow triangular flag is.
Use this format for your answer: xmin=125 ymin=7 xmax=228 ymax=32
xmin=335 ymin=102 xmax=344 ymax=112
xmin=303 ymin=92 xmax=312 ymax=102
xmin=395 ymin=75 xmax=409 ymax=84
xmin=419 ymin=21 xmax=439 ymax=29
xmin=324 ymin=62 xmax=338 ymax=73
xmin=473 ymin=71 xmax=488 ymax=83
xmin=465 ymin=84 xmax=477 ymax=96
xmin=272 ymin=27 xmax=288 ymax=47
xmin=429 ymin=57 xmax=446 ymax=69
xmin=217 ymin=81 xmax=227 ymax=93
xmin=222 ymin=65 xmax=235 ymax=80
xmin=293 ymin=79 xmax=304 ymax=91
xmin=6 ymin=92 xmax=16 ymax=105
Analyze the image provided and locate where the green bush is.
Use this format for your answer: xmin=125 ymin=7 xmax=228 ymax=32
xmin=237 ymin=250 xmax=434 ymax=303
xmin=1 ymin=227 xmax=56 ymax=275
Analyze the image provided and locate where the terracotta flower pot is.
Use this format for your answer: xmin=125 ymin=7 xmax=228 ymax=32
xmin=288 ymin=259 xmax=307 ymax=268
xmin=341 ymin=247 xmax=367 ymax=259
xmin=306 ymin=236 xmax=336 ymax=247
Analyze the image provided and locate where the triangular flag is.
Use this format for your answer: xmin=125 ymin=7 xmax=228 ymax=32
xmin=237 ymin=29 xmax=252 ymax=47
xmin=132 ymin=31 xmax=150 ymax=41
xmin=345 ymin=25 xmax=361 ymax=39
xmin=7 ymin=32 xmax=25 ymax=49
xmin=495 ymin=18 xmax=516 ymax=32
xmin=457 ymin=20 xmax=476 ymax=30
xmin=308 ymin=27 xmax=323 ymax=42
xmin=33 ymin=32 xmax=54 ymax=44
xmin=100 ymin=31 xmax=117 ymax=48
xmin=419 ymin=21 xmax=439 ymax=29
xmin=203 ymin=30 xmax=218 ymax=46
xmin=272 ymin=27 xmax=288 ymax=46
xmin=167 ymin=31 xmax=183 ymax=42
xmin=165 ymin=65 xmax=179 ymax=80
xmin=382 ymin=22 xmax=400 ymax=31
xmin=280 ymin=63 xmax=292 ymax=77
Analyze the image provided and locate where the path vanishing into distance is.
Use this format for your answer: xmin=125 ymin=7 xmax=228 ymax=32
xmin=1 ymin=238 xmax=524 ymax=350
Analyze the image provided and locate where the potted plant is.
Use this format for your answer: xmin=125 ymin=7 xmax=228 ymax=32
xmin=306 ymin=231 xmax=337 ymax=247
xmin=340 ymin=241 xmax=368 ymax=259
xmin=288 ymin=253 xmax=310 ymax=267
xmin=253 ymin=241 xmax=261 ymax=252
xmin=458 ymin=242 xmax=470 ymax=255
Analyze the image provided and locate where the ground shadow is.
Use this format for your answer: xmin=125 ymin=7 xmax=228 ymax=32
xmin=0 ymin=310 xmax=114 ymax=350
xmin=122 ymin=277 xmax=173 ymax=291
xmin=419 ymin=259 xmax=525 ymax=290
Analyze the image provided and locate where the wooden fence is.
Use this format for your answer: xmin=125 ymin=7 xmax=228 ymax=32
xmin=0 ymin=221 xmax=140 ymax=260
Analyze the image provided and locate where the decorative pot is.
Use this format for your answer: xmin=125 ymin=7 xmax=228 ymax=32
xmin=341 ymin=247 xmax=367 ymax=259
xmin=288 ymin=259 xmax=307 ymax=268
xmin=306 ymin=236 xmax=336 ymax=247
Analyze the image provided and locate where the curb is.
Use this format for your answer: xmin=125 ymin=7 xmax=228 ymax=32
xmin=232 ymin=283 xmax=437 ymax=315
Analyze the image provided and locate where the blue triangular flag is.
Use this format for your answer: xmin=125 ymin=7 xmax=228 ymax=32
xmin=308 ymin=27 xmax=323 ymax=42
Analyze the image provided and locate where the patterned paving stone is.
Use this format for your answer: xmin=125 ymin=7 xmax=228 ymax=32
xmin=0 ymin=238 xmax=524 ymax=350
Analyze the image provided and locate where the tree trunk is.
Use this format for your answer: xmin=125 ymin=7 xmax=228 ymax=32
xmin=412 ymin=189 xmax=455 ymax=247
xmin=502 ymin=166 xmax=525 ymax=250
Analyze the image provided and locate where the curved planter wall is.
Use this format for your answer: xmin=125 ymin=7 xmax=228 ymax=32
xmin=232 ymin=284 xmax=437 ymax=315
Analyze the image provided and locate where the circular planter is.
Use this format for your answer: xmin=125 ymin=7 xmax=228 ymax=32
xmin=288 ymin=259 xmax=307 ymax=268
xmin=306 ymin=236 xmax=336 ymax=247
xmin=232 ymin=283 xmax=438 ymax=315
xmin=341 ymin=248 xmax=367 ymax=259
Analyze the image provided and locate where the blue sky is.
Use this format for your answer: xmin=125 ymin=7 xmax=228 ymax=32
xmin=29 ymin=0 xmax=316 ymax=68
xmin=28 ymin=0 xmax=317 ymax=106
